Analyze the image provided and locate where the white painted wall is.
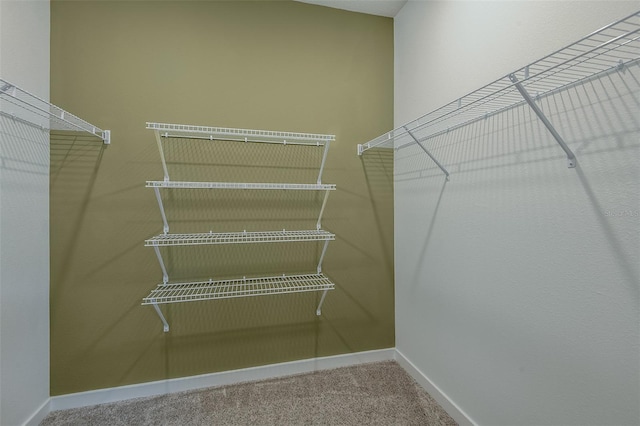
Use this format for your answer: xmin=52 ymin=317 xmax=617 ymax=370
xmin=394 ymin=2 xmax=639 ymax=425
xmin=0 ymin=1 xmax=51 ymax=425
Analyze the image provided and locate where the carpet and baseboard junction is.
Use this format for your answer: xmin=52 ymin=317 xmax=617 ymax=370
xmin=36 ymin=349 xmax=473 ymax=425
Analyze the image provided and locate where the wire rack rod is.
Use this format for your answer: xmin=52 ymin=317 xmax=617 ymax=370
xmin=146 ymin=180 xmax=336 ymax=191
xmin=357 ymin=11 xmax=640 ymax=156
xmin=145 ymin=229 xmax=335 ymax=246
xmin=142 ymin=273 xmax=335 ymax=305
xmin=0 ymin=78 xmax=110 ymax=144
xmin=147 ymin=122 xmax=335 ymax=146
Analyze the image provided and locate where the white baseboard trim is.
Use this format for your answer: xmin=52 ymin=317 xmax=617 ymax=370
xmin=394 ymin=349 xmax=476 ymax=426
xmin=50 ymin=348 xmax=396 ymax=412
xmin=23 ymin=398 xmax=50 ymax=426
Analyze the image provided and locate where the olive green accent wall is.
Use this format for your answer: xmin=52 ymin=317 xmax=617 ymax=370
xmin=50 ymin=0 xmax=393 ymax=395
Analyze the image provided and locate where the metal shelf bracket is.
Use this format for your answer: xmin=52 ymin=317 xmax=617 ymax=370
xmin=509 ymin=73 xmax=577 ymax=168
xmin=316 ymin=190 xmax=331 ymax=230
xmin=151 ymin=302 xmax=170 ymax=332
xmin=317 ymin=239 xmax=330 ymax=274
xmin=317 ymin=140 xmax=330 ymax=184
xmin=153 ymin=187 xmax=170 ymax=234
xmin=153 ymin=246 xmax=169 ymax=284
xmin=405 ymin=127 xmax=450 ymax=180
xmin=316 ymin=289 xmax=329 ymax=316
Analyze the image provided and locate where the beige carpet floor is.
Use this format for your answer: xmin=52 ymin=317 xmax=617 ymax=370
xmin=41 ymin=360 xmax=457 ymax=425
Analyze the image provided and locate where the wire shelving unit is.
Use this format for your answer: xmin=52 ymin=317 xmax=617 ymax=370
xmin=0 ymin=78 xmax=110 ymax=144
xmin=143 ymin=122 xmax=337 ymax=332
xmin=146 ymin=180 xmax=336 ymax=191
xmin=143 ymin=273 xmax=334 ymax=332
xmin=146 ymin=230 xmax=335 ymax=247
xmin=357 ymin=11 xmax=640 ymax=171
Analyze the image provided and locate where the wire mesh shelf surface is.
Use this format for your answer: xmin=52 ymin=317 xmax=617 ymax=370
xmin=146 ymin=229 xmax=335 ymax=246
xmin=0 ymin=78 xmax=110 ymax=144
xmin=147 ymin=122 xmax=335 ymax=146
xmin=358 ymin=11 xmax=640 ymax=155
xmin=146 ymin=180 xmax=336 ymax=191
xmin=142 ymin=273 xmax=335 ymax=305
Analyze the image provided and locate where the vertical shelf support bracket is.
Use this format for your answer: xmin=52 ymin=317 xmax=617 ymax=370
xmin=317 ymin=239 xmax=330 ymax=274
xmin=316 ymin=189 xmax=331 ymax=230
xmin=509 ymin=73 xmax=577 ymax=168
xmin=155 ymin=130 xmax=171 ymax=181
xmin=153 ymin=245 xmax=169 ymax=284
xmin=154 ymin=187 xmax=170 ymax=234
xmin=152 ymin=302 xmax=170 ymax=332
xmin=316 ymin=289 xmax=329 ymax=316
xmin=404 ymin=127 xmax=450 ymax=180
xmin=317 ymin=140 xmax=331 ymax=184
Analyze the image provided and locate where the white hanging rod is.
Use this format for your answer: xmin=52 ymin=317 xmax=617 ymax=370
xmin=147 ymin=122 xmax=335 ymax=146
xmin=145 ymin=229 xmax=335 ymax=246
xmin=146 ymin=180 xmax=336 ymax=191
xmin=0 ymin=78 xmax=110 ymax=144
xmin=357 ymin=11 xmax=640 ymax=164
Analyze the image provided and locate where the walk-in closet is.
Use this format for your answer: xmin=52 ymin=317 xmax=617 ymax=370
xmin=1 ymin=1 xmax=638 ymax=425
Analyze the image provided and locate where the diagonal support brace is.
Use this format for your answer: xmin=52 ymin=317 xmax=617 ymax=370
xmin=404 ymin=127 xmax=450 ymax=180
xmin=154 ymin=187 xmax=170 ymax=234
xmin=317 ymin=140 xmax=331 ymax=184
xmin=151 ymin=302 xmax=170 ymax=332
xmin=317 ymin=239 xmax=330 ymax=274
xmin=316 ymin=289 xmax=329 ymax=316
xmin=316 ymin=190 xmax=331 ymax=230
xmin=509 ymin=73 xmax=576 ymax=168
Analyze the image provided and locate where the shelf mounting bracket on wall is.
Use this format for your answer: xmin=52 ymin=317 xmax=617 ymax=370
xmin=151 ymin=302 xmax=170 ymax=332
xmin=508 ymin=73 xmax=577 ymax=168
xmin=316 ymin=289 xmax=329 ymax=316
xmin=404 ymin=126 xmax=450 ymax=180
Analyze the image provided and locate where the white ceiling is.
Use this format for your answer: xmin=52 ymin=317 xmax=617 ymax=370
xmin=295 ymin=0 xmax=408 ymax=18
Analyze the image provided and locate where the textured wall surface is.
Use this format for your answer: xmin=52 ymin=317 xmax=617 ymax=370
xmin=50 ymin=0 xmax=394 ymax=395
xmin=394 ymin=2 xmax=639 ymax=425
xmin=0 ymin=1 xmax=50 ymax=424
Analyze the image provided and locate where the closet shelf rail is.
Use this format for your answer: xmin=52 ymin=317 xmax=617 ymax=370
xmin=143 ymin=273 xmax=335 ymax=305
xmin=147 ymin=122 xmax=335 ymax=146
xmin=0 ymin=78 xmax=110 ymax=144
xmin=357 ymin=11 xmax=640 ymax=169
xmin=147 ymin=122 xmax=335 ymax=185
xmin=145 ymin=229 xmax=335 ymax=246
xmin=146 ymin=180 xmax=336 ymax=191
xmin=143 ymin=273 xmax=335 ymax=331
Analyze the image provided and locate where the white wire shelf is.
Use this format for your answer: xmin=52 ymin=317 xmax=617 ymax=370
xmin=146 ymin=180 xmax=336 ymax=191
xmin=0 ymin=78 xmax=110 ymax=144
xmin=146 ymin=229 xmax=335 ymax=247
xmin=357 ymin=11 xmax=640 ymax=169
xmin=147 ymin=122 xmax=335 ymax=146
xmin=142 ymin=273 xmax=335 ymax=305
